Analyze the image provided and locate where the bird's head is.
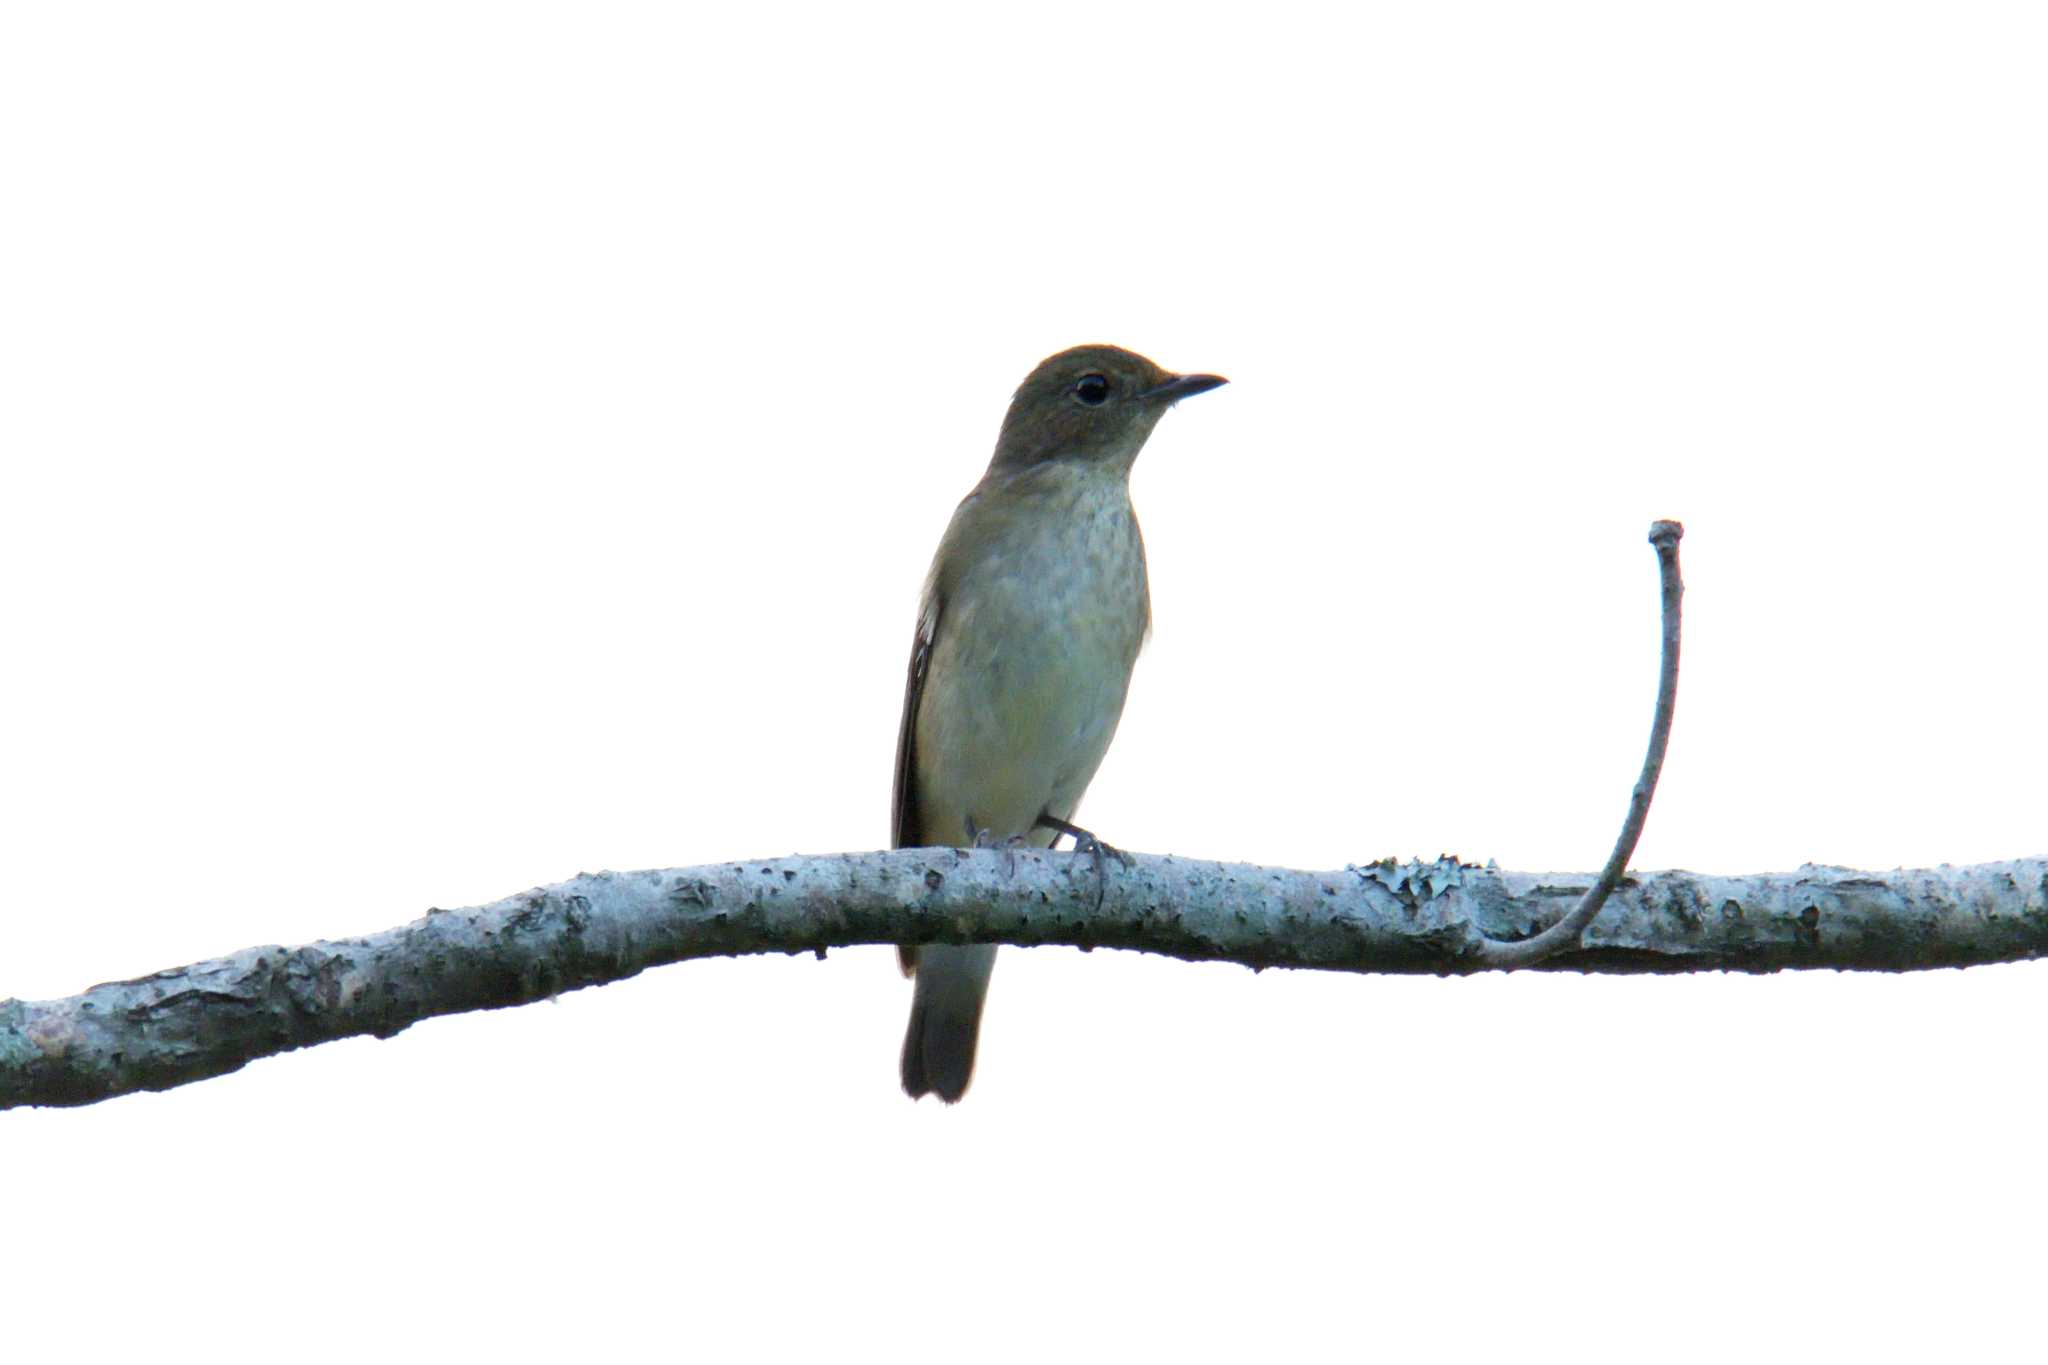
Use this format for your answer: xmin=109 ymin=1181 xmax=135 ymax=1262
xmin=990 ymin=344 xmax=1226 ymax=473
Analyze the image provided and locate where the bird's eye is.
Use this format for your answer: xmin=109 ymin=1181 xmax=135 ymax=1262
xmin=1073 ymin=373 xmax=1111 ymax=406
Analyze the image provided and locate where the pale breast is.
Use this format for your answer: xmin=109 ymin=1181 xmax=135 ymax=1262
xmin=913 ymin=465 xmax=1149 ymax=845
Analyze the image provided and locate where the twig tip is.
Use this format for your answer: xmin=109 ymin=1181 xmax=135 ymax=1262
xmin=1649 ymin=519 xmax=1684 ymax=547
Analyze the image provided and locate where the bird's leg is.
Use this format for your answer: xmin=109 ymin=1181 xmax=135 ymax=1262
xmin=1034 ymin=812 xmax=1132 ymax=912
xmin=1034 ymin=812 xmax=1133 ymax=865
xmin=964 ymin=815 xmax=1027 ymax=876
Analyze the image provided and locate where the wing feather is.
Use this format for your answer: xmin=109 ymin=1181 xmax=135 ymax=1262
xmin=891 ymin=592 xmax=941 ymax=975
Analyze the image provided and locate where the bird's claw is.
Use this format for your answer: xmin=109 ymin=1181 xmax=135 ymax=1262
xmin=1070 ymin=832 xmax=1129 ymax=912
xmin=1072 ymin=831 xmax=1134 ymax=871
xmin=1033 ymin=813 xmax=1129 ymax=912
xmin=967 ymin=818 xmax=1028 ymax=877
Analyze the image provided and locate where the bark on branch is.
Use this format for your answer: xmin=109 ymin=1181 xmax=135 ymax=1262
xmin=4 ymin=851 xmax=2043 ymax=1109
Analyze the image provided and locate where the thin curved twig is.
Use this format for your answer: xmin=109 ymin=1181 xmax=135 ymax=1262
xmin=1474 ymin=519 xmax=1685 ymax=968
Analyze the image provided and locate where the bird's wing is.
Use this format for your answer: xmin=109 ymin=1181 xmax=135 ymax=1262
xmin=891 ymin=592 xmax=940 ymax=851
xmin=891 ymin=592 xmax=941 ymax=975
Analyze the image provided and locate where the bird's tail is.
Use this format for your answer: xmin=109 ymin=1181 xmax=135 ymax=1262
xmin=900 ymin=944 xmax=999 ymax=1103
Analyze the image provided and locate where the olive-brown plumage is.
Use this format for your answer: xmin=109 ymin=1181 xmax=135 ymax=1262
xmin=892 ymin=344 xmax=1226 ymax=1102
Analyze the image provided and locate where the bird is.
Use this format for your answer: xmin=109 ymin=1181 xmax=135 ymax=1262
xmin=892 ymin=343 xmax=1227 ymax=1102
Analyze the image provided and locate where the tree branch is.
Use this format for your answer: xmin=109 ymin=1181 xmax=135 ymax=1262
xmin=6 ymin=522 xmax=2033 ymax=1111
xmin=5 ymin=851 xmax=2043 ymax=1109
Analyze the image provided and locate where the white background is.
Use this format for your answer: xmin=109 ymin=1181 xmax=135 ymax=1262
xmin=3 ymin=3 xmax=2043 ymax=1361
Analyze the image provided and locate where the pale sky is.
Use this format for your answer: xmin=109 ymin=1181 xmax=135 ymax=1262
xmin=4 ymin=4 xmax=2044 ymax=1361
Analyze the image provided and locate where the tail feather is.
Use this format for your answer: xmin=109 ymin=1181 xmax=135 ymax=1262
xmin=900 ymin=944 xmax=998 ymax=1103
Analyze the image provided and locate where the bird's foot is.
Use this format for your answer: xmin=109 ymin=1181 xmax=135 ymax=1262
xmin=1033 ymin=813 xmax=1131 ymax=911
xmin=966 ymin=817 xmax=1029 ymax=876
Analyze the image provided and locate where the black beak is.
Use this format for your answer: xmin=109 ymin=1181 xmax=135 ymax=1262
xmin=1138 ymin=372 xmax=1229 ymax=404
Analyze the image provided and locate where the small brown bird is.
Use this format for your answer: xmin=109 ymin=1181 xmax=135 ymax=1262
xmin=892 ymin=344 xmax=1227 ymax=1102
